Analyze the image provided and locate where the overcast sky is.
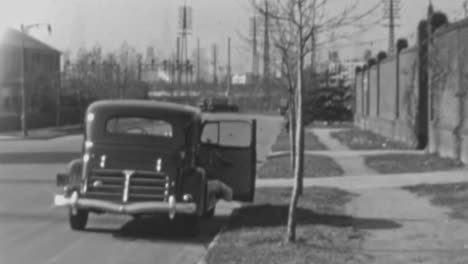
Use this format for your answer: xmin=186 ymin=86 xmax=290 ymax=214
xmin=0 ymin=0 xmax=467 ymax=72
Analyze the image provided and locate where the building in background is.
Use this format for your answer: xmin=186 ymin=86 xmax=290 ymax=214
xmin=232 ymin=73 xmax=256 ymax=85
xmin=0 ymin=28 xmax=61 ymax=130
xmin=317 ymin=59 xmax=364 ymax=89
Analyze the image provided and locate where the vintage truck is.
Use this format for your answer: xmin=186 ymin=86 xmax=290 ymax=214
xmin=54 ymin=100 xmax=256 ymax=235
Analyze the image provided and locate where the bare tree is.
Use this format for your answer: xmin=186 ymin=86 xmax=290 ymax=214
xmin=253 ymin=0 xmax=381 ymax=243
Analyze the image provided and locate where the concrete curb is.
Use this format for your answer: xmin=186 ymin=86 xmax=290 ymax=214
xmin=266 ymin=149 xmax=425 ymax=159
xmin=196 ymin=209 xmax=240 ymax=264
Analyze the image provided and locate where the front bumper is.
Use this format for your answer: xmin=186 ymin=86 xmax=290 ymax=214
xmin=54 ymin=193 xmax=197 ymax=216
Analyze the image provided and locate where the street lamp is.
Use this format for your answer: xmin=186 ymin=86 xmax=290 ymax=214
xmin=19 ymin=23 xmax=52 ymax=137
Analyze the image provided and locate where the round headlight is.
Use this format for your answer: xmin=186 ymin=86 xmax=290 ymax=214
xmin=183 ymin=194 xmax=193 ymax=202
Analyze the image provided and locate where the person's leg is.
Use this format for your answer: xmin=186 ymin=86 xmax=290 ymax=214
xmin=207 ymin=180 xmax=233 ymax=201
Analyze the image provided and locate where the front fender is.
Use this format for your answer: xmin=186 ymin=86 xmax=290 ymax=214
xmin=181 ymin=167 xmax=207 ymax=216
xmin=57 ymin=159 xmax=83 ymax=193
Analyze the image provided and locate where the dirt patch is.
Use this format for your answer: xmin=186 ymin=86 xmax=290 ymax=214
xmin=271 ymin=130 xmax=327 ymax=152
xmin=330 ymin=128 xmax=411 ymax=150
xmin=205 ymin=187 xmax=376 ymax=264
xmin=404 ymin=182 xmax=468 ymax=221
xmin=259 ymin=155 xmax=344 ymax=179
xmin=365 ymin=153 xmax=463 ymax=174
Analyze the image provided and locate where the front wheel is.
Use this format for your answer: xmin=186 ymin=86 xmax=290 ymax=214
xmin=69 ymin=208 xmax=88 ymax=231
xmin=182 ymin=215 xmax=201 ymax=237
xmin=203 ymin=206 xmax=215 ymax=219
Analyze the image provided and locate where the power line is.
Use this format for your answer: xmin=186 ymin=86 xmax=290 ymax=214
xmin=212 ymin=44 xmax=218 ymax=84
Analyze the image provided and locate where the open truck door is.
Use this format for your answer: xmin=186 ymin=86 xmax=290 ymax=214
xmin=201 ymin=119 xmax=256 ymax=202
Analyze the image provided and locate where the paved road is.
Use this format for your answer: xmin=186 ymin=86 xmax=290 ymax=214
xmin=0 ymin=114 xmax=283 ymax=264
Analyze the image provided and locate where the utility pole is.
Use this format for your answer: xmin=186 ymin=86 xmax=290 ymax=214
xmin=226 ymin=37 xmax=232 ymax=97
xmin=19 ymin=23 xmax=52 ymax=137
xmin=384 ymin=0 xmax=400 ymax=55
xmin=176 ymin=37 xmax=181 ymax=87
xmin=263 ymin=0 xmax=270 ymax=80
xmin=116 ymin=64 xmax=121 ymax=99
xmin=212 ymin=44 xmax=218 ymax=85
xmin=197 ymin=38 xmax=200 ymax=83
xmin=20 ymin=25 xmax=27 ymax=137
xmin=251 ymin=16 xmax=259 ymax=77
xmin=122 ymin=50 xmax=128 ymax=99
xmin=178 ymin=4 xmax=192 ymax=99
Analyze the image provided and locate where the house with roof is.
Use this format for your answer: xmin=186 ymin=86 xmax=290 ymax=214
xmin=0 ymin=28 xmax=61 ymax=130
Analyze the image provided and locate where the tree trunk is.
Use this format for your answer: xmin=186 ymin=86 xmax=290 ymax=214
xmin=296 ymin=85 xmax=303 ymax=196
xmin=286 ymin=24 xmax=305 ymax=243
xmin=289 ymin=93 xmax=296 ymax=174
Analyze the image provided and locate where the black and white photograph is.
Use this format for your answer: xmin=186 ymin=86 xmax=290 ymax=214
xmin=1 ymin=0 xmax=468 ymax=263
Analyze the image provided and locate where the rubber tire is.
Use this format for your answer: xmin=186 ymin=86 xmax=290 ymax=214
xmin=203 ymin=207 xmax=215 ymax=219
xmin=69 ymin=208 xmax=88 ymax=231
xmin=183 ymin=215 xmax=201 ymax=237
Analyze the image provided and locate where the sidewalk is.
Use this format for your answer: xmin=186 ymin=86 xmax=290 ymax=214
xmin=263 ymin=127 xmax=466 ymax=187
xmin=208 ymin=126 xmax=468 ymax=263
xmin=256 ymin=169 xmax=468 ymax=189
xmin=308 ymin=128 xmax=381 ymax=176
xmin=268 ymin=149 xmax=424 ymax=158
xmin=290 ymin=128 xmax=468 ymax=263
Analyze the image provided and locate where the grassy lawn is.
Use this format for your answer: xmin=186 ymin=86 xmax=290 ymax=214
xmin=330 ymin=128 xmax=411 ymax=150
xmin=205 ymin=187 xmax=366 ymax=264
xmin=271 ymin=130 xmax=327 ymax=152
xmin=365 ymin=153 xmax=463 ymax=174
xmin=259 ymin=155 xmax=344 ymax=178
xmin=404 ymin=182 xmax=468 ymax=221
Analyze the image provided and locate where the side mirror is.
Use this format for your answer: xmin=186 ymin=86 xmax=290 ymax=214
xmin=56 ymin=173 xmax=71 ymax=187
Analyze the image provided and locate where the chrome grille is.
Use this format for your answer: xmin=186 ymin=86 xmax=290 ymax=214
xmin=128 ymin=171 xmax=168 ymax=202
xmin=85 ymin=169 xmax=168 ymax=202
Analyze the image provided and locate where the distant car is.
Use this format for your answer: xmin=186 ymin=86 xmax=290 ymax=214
xmin=54 ymin=100 xmax=256 ymax=235
xmin=200 ymin=97 xmax=239 ymax=112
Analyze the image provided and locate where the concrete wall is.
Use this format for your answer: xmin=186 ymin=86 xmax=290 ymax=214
xmin=355 ymin=17 xmax=468 ymax=162
xmin=379 ymin=59 xmax=397 ymax=121
xmin=355 ymin=46 xmax=419 ymax=147
xmin=355 ymin=73 xmax=363 ymax=117
xmin=429 ymin=19 xmax=468 ymax=162
xmin=368 ymin=67 xmax=378 ymax=118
